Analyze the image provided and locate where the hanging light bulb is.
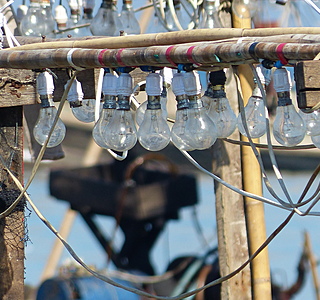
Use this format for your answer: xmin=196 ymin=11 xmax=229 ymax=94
xmin=55 ymin=4 xmax=68 ymax=37
xmin=171 ymin=72 xmax=194 ymax=151
xmin=40 ymin=0 xmax=56 ymax=37
xmin=199 ymin=0 xmax=221 ymax=28
xmin=16 ymin=0 xmax=28 ymax=31
xmin=66 ymin=77 xmax=95 ymax=123
xmin=298 ymin=109 xmax=320 ymax=137
xmin=120 ymin=0 xmax=140 ymax=35
xmin=237 ymin=65 xmax=271 ymax=138
xmin=135 ymin=67 xmax=171 ymax=125
xmin=20 ymin=0 xmax=47 ymax=36
xmin=90 ymin=0 xmax=123 ymax=36
xmin=92 ymin=71 xmax=118 ymax=148
xmin=137 ymin=72 xmax=171 ymax=151
xmin=76 ymin=0 xmax=95 ymax=36
xmin=183 ymin=71 xmax=217 ymax=150
xmin=272 ymin=67 xmax=306 ymax=147
xmin=104 ymin=72 xmax=137 ymax=151
xmin=65 ymin=0 xmax=82 ymax=37
xmin=311 ymin=134 xmax=320 ymax=149
xmin=205 ymin=70 xmax=237 ymax=138
xmin=33 ymin=71 xmax=66 ymax=148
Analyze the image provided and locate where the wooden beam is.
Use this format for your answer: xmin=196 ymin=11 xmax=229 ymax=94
xmin=0 ymin=106 xmax=24 ymax=300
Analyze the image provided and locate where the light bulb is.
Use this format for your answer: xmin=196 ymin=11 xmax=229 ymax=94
xmin=55 ymin=4 xmax=68 ymax=33
xmin=138 ymin=73 xmax=170 ymax=151
xmin=90 ymin=0 xmax=123 ymax=36
xmin=120 ymin=0 xmax=140 ymax=35
xmin=232 ymin=0 xmax=258 ymax=19
xmin=40 ymin=0 xmax=56 ymax=37
xmin=20 ymin=0 xmax=47 ymax=36
xmin=237 ymin=65 xmax=270 ymax=138
xmin=199 ymin=0 xmax=221 ymax=28
xmin=170 ymin=72 xmax=194 ymax=151
xmin=311 ymin=134 xmax=320 ymax=149
xmin=33 ymin=72 xmax=66 ymax=148
xmin=205 ymin=70 xmax=237 ymax=138
xmin=135 ymin=68 xmax=170 ymax=126
xmin=272 ymin=67 xmax=306 ymax=147
xmin=92 ymin=72 xmax=118 ymax=148
xmin=65 ymin=0 xmax=82 ymax=37
xmin=16 ymin=3 xmax=28 ymax=24
xmin=104 ymin=73 xmax=137 ymax=151
xmin=76 ymin=0 xmax=95 ymax=36
xmin=67 ymin=78 xmax=95 ymax=123
xmin=183 ymin=71 xmax=217 ymax=150
xmin=298 ymin=109 xmax=320 ymax=136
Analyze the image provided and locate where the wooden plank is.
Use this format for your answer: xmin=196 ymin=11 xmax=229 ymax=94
xmin=0 ymin=69 xmax=37 ymax=108
xmin=0 ymin=106 xmax=24 ymax=300
xmin=212 ymin=71 xmax=251 ymax=299
xmin=295 ymin=61 xmax=320 ymax=109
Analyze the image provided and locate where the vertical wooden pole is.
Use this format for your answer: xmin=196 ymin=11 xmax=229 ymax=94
xmin=0 ymin=106 xmax=24 ymax=300
xmin=232 ymin=5 xmax=272 ymax=300
xmin=212 ymin=70 xmax=251 ymax=299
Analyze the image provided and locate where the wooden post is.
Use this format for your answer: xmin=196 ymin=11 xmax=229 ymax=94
xmin=212 ymin=83 xmax=252 ymax=299
xmin=212 ymin=7 xmax=251 ymax=299
xmin=0 ymin=106 xmax=24 ymax=300
xmin=231 ymin=4 xmax=272 ymax=299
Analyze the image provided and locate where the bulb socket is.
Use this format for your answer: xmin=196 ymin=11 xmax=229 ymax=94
xmin=103 ymin=95 xmax=117 ymax=109
xmin=147 ymin=96 xmax=161 ymax=110
xmin=176 ymin=96 xmax=189 ymax=110
xmin=188 ymin=97 xmax=203 ymax=109
xmin=117 ymin=96 xmax=130 ymax=110
xmin=40 ymin=94 xmax=54 ymax=108
xmin=277 ymin=93 xmax=292 ymax=106
xmin=69 ymin=100 xmax=82 ymax=108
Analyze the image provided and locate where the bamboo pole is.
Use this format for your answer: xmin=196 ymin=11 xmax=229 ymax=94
xmin=0 ymin=41 xmax=320 ymax=70
xmin=304 ymin=231 xmax=320 ymax=300
xmin=5 ymin=27 xmax=320 ymax=51
xmin=232 ymin=4 xmax=272 ymax=300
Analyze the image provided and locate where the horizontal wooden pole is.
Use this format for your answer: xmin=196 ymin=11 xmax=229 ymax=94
xmin=0 ymin=42 xmax=320 ymax=70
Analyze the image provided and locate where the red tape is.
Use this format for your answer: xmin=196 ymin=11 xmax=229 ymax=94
xmin=115 ymin=48 xmax=126 ymax=66
xmin=165 ymin=46 xmax=177 ymax=67
xmin=276 ymin=43 xmax=288 ymax=65
xmin=98 ymin=49 xmax=108 ymax=66
xmin=186 ymin=46 xmax=200 ymax=66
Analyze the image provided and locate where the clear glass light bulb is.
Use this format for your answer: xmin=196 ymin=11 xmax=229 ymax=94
xmin=186 ymin=98 xmax=217 ymax=150
xmin=272 ymin=67 xmax=306 ymax=147
xmin=199 ymin=0 xmax=221 ymax=28
xmin=92 ymin=72 xmax=118 ymax=148
xmin=206 ymin=86 xmax=237 ymax=138
xmin=40 ymin=0 xmax=56 ymax=37
xmin=183 ymin=71 xmax=217 ymax=150
xmin=237 ymin=85 xmax=266 ymax=138
xmin=90 ymin=0 xmax=123 ymax=36
xmin=298 ymin=109 xmax=320 ymax=136
xmin=55 ymin=4 xmax=68 ymax=34
xmin=66 ymin=78 xmax=96 ymax=123
xmin=170 ymin=72 xmax=194 ymax=151
xmin=136 ymin=92 xmax=168 ymax=125
xmin=33 ymin=72 xmax=66 ymax=148
xmin=138 ymin=73 xmax=170 ymax=151
xmin=92 ymin=99 xmax=117 ymax=148
xmin=104 ymin=73 xmax=137 ymax=151
xmin=76 ymin=0 xmax=95 ymax=37
xmin=311 ymin=134 xmax=320 ymax=149
xmin=120 ymin=0 xmax=141 ymax=35
xmin=20 ymin=0 xmax=47 ymax=36
xmin=34 ymin=105 xmax=66 ymax=148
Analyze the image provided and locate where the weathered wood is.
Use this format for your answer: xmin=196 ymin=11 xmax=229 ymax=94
xmin=0 ymin=69 xmax=37 ymax=108
xmin=295 ymin=61 xmax=320 ymax=109
xmin=212 ymin=71 xmax=251 ymax=299
xmin=0 ymin=106 xmax=24 ymax=300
